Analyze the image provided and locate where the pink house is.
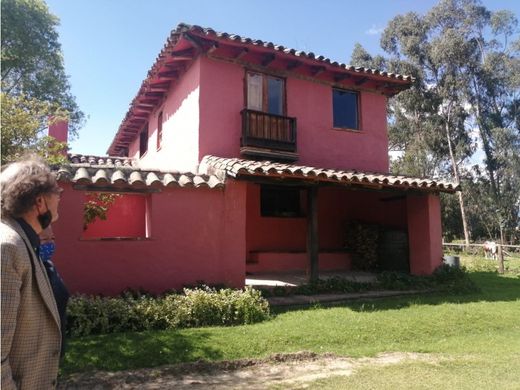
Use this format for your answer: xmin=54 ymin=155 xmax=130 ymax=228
xmin=52 ymin=24 xmax=458 ymax=295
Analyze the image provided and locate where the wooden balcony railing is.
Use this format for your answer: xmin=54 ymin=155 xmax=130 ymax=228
xmin=241 ymin=109 xmax=297 ymax=154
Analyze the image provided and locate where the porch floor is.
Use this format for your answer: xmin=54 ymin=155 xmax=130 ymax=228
xmin=245 ymin=270 xmax=377 ymax=287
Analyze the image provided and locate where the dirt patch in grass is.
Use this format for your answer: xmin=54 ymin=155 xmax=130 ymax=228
xmin=59 ymin=351 xmax=445 ymax=389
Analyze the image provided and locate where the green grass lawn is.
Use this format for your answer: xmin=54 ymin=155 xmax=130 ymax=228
xmin=61 ymin=255 xmax=520 ymax=388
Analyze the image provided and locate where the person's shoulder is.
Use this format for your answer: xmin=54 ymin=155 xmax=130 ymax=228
xmin=1 ymin=219 xmax=23 ymax=243
xmin=1 ymin=220 xmax=28 ymax=258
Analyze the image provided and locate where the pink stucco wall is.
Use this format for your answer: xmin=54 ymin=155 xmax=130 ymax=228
xmin=52 ymin=181 xmax=247 ymax=295
xmin=198 ymin=56 xmax=390 ymax=172
xmin=288 ymin=78 xmax=389 ymax=172
xmin=54 ymin=180 xmax=442 ymax=295
xmin=129 ymin=55 xmax=390 ymax=173
xmin=130 ymin=59 xmax=202 ymax=172
xmin=407 ymin=194 xmax=443 ymax=275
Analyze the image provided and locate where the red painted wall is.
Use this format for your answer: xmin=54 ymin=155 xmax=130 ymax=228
xmin=197 ymin=56 xmax=390 ymax=172
xmin=128 ymin=56 xmax=390 ymax=173
xmin=82 ymin=194 xmax=146 ymax=239
xmin=288 ymin=78 xmax=389 ymax=172
xmin=407 ymin=194 xmax=443 ymax=275
xmin=130 ymin=59 xmax=202 ymax=172
xmin=52 ymin=182 xmax=247 ymax=295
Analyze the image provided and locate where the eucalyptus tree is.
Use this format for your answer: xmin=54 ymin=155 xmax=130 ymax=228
xmin=352 ymin=0 xmax=519 ymax=244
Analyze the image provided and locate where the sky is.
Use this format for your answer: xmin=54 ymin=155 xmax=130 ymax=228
xmin=45 ymin=0 xmax=520 ymax=156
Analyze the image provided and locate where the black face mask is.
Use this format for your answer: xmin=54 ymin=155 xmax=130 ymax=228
xmin=37 ymin=197 xmax=53 ymax=230
xmin=38 ymin=209 xmax=52 ymax=230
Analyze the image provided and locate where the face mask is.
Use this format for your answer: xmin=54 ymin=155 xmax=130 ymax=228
xmin=37 ymin=197 xmax=52 ymax=230
xmin=40 ymin=242 xmax=55 ymax=262
xmin=37 ymin=210 xmax=52 ymax=230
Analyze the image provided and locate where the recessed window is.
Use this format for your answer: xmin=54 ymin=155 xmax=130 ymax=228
xmin=139 ymin=124 xmax=148 ymax=157
xmin=82 ymin=192 xmax=148 ymax=239
xmin=157 ymin=111 xmax=163 ymax=150
xmin=260 ymin=185 xmax=304 ymax=218
xmin=332 ymin=89 xmax=359 ymax=129
xmin=247 ymin=72 xmax=285 ymax=115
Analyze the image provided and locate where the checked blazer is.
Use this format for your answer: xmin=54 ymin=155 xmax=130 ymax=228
xmin=1 ymin=217 xmax=61 ymax=390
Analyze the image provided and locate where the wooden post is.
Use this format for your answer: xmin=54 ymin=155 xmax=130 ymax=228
xmin=497 ymin=243 xmax=505 ymax=274
xmin=307 ymin=186 xmax=319 ymax=283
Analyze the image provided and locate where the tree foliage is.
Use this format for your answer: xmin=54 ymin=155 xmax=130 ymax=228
xmin=1 ymin=0 xmax=84 ymax=163
xmin=351 ymin=0 xmax=520 ymax=243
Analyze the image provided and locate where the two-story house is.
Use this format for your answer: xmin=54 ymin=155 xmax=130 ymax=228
xmin=52 ymin=24 xmax=458 ymax=295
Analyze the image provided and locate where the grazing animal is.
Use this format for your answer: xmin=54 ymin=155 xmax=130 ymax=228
xmin=483 ymin=241 xmax=498 ymax=260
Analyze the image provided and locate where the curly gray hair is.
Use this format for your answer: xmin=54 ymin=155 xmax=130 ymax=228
xmin=1 ymin=157 xmax=60 ymax=218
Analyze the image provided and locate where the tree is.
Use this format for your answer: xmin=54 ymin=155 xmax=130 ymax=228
xmin=1 ymin=0 xmax=84 ymax=163
xmin=352 ymin=0 xmax=519 ymax=244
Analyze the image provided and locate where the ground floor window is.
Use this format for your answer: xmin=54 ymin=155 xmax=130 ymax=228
xmin=82 ymin=192 xmax=149 ymax=239
xmin=260 ymin=185 xmax=305 ymax=218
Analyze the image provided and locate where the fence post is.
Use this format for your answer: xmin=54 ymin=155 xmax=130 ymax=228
xmin=497 ymin=244 xmax=505 ymax=274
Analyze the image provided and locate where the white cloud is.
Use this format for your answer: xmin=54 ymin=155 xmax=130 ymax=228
xmin=366 ymin=25 xmax=384 ymax=35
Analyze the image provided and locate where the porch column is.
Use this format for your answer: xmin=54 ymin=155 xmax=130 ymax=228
xmin=307 ymin=186 xmax=319 ymax=282
xmin=406 ymin=193 xmax=443 ymax=275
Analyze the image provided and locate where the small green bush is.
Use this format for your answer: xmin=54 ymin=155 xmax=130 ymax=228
xmin=66 ymin=286 xmax=270 ymax=337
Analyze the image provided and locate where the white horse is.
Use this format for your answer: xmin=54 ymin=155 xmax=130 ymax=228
xmin=483 ymin=241 xmax=498 ymax=260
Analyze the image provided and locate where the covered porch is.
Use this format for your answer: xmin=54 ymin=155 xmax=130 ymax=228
xmin=200 ymin=155 xmax=459 ymax=284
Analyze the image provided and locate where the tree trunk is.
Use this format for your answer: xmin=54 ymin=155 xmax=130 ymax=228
xmin=445 ymin=113 xmax=471 ymax=246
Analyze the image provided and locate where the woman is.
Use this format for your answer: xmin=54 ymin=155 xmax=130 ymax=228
xmin=39 ymin=226 xmax=70 ymax=357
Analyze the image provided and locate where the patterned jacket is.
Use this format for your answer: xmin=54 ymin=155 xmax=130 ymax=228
xmin=1 ymin=218 xmax=61 ymax=389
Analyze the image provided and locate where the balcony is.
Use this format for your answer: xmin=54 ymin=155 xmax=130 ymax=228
xmin=241 ymin=109 xmax=298 ymax=161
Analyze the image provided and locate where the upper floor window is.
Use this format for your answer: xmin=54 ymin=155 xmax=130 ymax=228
xmin=139 ymin=124 xmax=148 ymax=157
xmin=332 ymin=89 xmax=359 ymax=130
xmin=157 ymin=111 xmax=163 ymax=150
xmin=247 ymin=72 xmax=285 ymax=115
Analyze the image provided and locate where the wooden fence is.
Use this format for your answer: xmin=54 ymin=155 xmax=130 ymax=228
xmin=442 ymin=242 xmax=520 ymax=274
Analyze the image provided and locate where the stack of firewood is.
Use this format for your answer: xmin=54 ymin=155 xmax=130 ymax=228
xmin=345 ymin=221 xmax=380 ymax=271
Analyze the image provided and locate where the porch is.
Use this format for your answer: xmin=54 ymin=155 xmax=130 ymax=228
xmin=246 ymin=269 xmax=377 ymax=288
xmin=201 ymin=155 xmax=457 ymax=287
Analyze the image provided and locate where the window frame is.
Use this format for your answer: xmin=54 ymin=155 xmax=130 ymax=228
xmin=332 ymin=88 xmax=360 ymax=131
xmin=245 ymin=71 xmax=287 ymax=116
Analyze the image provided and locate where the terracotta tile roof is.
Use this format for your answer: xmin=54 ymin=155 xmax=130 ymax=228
xmin=55 ymin=154 xmax=224 ymax=189
xmin=108 ymin=23 xmax=414 ymax=156
xmin=199 ymin=155 xmax=460 ymax=193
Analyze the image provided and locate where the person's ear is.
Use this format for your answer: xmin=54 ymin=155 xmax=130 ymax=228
xmin=35 ymin=195 xmax=46 ymax=213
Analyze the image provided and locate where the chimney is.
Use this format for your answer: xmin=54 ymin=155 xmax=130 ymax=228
xmin=48 ymin=118 xmax=69 ymax=157
xmin=48 ymin=119 xmax=68 ymax=144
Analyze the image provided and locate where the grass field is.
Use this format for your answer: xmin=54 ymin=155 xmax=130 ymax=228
xmin=61 ymin=256 xmax=520 ymax=388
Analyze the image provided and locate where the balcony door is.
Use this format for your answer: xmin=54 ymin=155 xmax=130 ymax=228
xmin=247 ymin=72 xmax=285 ymax=115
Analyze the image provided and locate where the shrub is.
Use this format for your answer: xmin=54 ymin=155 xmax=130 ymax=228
xmin=376 ymin=265 xmax=479 ymax=294
xmin=432 ymin=264 xmax=480 ymax=294
xmin=66 ymin=286 xmax=270 ymax=337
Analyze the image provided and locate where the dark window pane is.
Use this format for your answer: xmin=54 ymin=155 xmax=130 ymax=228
xmin=261 ymin=186 xmax=302 ymax=217
xmin=267 ymin=77 xmax=284 ymax=115
xmin=140 ymin=124 xmax=148 ymax=157
xmin=333 ymin=89 xmax=358 ymax=129
xmin=157 ymin=111 xmax=163 ymax=149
